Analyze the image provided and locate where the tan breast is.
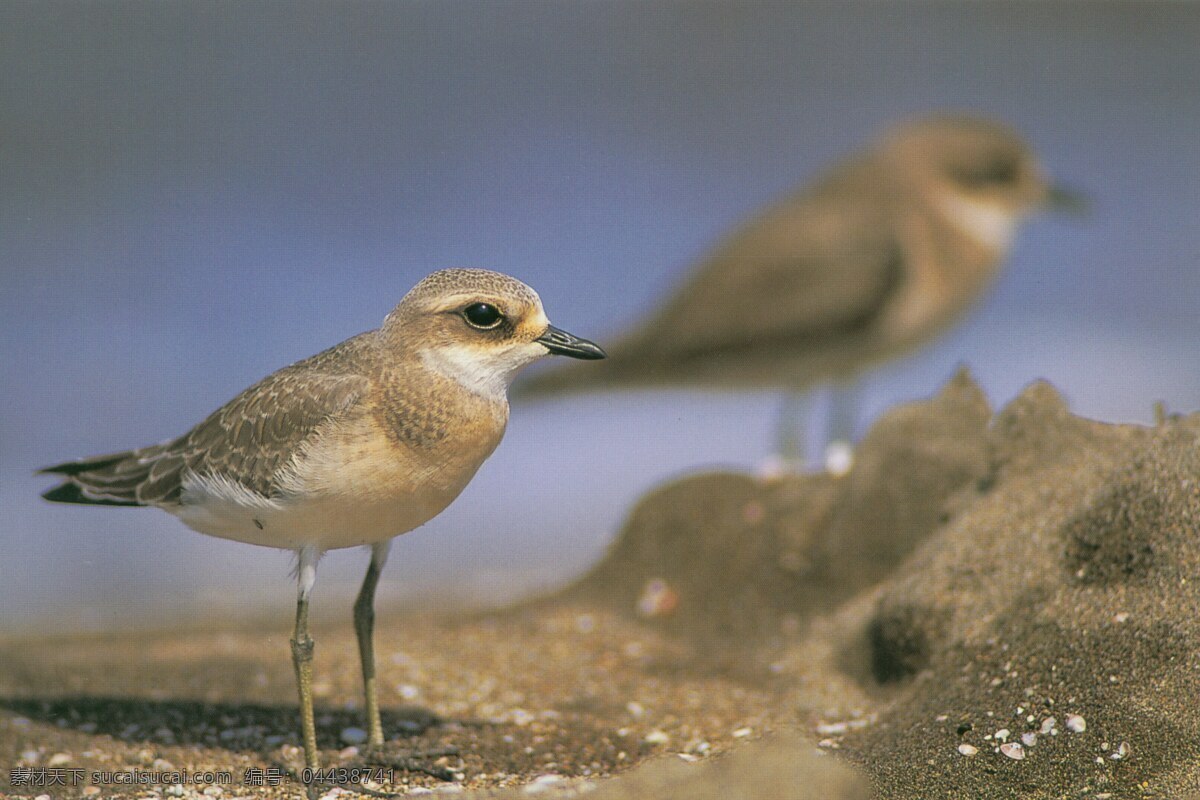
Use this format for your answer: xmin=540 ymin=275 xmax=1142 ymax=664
xmin=880 ymin=203 xmax=1004 ymax=344
xmin=271 ymin=370 xmax=509 ymax=547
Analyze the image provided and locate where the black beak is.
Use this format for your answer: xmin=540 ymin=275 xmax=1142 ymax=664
xmin=1046 ymin=184 xmax=1089 ymax=214
xmin=536 ymin=325 xmax=607 ymax=360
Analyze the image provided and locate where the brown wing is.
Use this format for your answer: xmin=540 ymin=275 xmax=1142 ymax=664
xmin=512 ymin=166 xmax=907 ymax=398
xmin=630 ymin=195 xmax=903 ymax=365
xmin=41 ymin=336 xmax=373 ymax=507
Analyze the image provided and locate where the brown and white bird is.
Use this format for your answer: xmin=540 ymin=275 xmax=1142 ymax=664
xmin=516 ymin=114 xmax=1082 ymax=471
xmin=39 ymin=268 xmax=605 ymax=795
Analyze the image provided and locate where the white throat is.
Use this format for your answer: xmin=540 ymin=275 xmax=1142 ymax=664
xmin=421 ymin=343 xmax=545 ymax=400
xmin=937 ymin=193 xmax=1021 ymax=252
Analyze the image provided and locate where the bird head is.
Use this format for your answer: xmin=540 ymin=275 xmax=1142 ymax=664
xmin=881 ymin=114 xmax=1086 ymax=249
xmin=384 ymin=268 xmax=605 ymax=399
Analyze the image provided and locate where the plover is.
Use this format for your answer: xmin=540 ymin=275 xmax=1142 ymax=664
xmin=517 ymin=114 xmax=1083 ymax=471
xmin=39 ymin=268 xmax=605 ymax=793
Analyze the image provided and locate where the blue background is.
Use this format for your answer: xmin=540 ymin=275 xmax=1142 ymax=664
xmin=3 ymin=2 xmax=1198 ymax=631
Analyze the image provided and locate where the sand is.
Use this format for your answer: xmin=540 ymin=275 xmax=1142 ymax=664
xmin=3 ymin=370 xmax=1199 ymax=799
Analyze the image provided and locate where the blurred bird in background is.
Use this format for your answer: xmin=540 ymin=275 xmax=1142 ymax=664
xmin=516 ymin=113 xmax=1085 ymax=473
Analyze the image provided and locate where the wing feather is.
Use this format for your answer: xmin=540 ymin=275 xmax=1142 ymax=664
xmin=40 ymin=335 xmax=374 ymax=508
xmin=634 ymin=197 xmax=903 ymax=365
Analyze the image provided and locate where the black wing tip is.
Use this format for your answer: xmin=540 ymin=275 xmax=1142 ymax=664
xmin=38 ymin=455 xmax=128 ymax=477
xmin=41 ymin=482 xmax=144 ymax=507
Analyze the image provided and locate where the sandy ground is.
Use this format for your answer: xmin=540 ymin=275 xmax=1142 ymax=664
xmin=4 ymin=370 xmax=1200 ymax=799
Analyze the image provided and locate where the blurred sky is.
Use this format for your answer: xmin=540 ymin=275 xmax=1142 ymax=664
xmin=3 ymin=2 xmax=1198 ymax=633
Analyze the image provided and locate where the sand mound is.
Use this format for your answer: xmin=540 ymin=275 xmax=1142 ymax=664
xmin=565 ymin=372 xmax=1200 ymax=798
xmin=567 ymin=367 xmax=992 ymax=648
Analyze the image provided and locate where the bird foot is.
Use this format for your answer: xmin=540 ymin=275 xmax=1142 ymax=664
xmin=823 ymin=440 xmax=855 ymax=477
xmin=269 ymin=742 xmax=461 ymax=800
xmin=339 ymin=742 xmax=465 ymax=786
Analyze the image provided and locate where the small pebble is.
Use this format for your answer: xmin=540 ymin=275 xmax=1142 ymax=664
xmin=731 ymin=727 xmax=753 ymax=738
xmin=636 ymin=579 xmax=679 ymax=618
xmin=957 ymin=743 xmax=978 ymax=756
xmin=994 ymin=728 xmax=1011 ymax=742
xmin=1021 ymin=732 xmax=1037 ymax=747
xmin=35 ymin=795 xmax=51 ymax=800
xmin=625 ymin=701 xmax=646 ymax=719
xmin=741 ymin=500 xmax=766 ymax=524
xmin=340 ymin=726 xmax=368 ymax=745
xmin=643 ymin=730 xmax=670 ymax=745
xmin=1065 ymin=714 xmax=1086 ymax=733
xmin=523 ymin=774 xmax=564 ymax=794
xmin=1040 ymin=717 xmax=1057 ymax=735
xmin=999 ymin=742 xmax=1025 ymax=760
xmin=166 ymin=786 xmax=186 ymax=798
xmin=82 ymin=788 xmax=101 ymax=797
xmin=47 ymin=753 xmax=72 ymax=767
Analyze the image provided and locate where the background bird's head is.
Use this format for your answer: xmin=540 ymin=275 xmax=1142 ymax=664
xmin=881 ymin=114 xmax=1085 ymax=252
xmin=884 ymin=114 xmax=1081 ymax=216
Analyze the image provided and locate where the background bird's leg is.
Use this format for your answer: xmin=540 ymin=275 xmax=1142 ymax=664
xmin=354 ymin=540 xmax=391 ymax=750
xmin=772 ymin=389 xmax=811 ymax=472
xmin=291 ymin=546 xmax=321 ymax=794
xmin=824 ymin=377 xmax=859 ymax=476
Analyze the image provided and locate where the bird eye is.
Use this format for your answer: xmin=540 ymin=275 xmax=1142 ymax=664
xmin=950 ymin=154 xmax=1020 ymax=187
xmin=462 ymin=302 xmax=504 ymax=329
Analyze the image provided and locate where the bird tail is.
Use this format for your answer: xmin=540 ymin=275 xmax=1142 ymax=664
xmin=39 ymin=445 xmax=176 ymax=507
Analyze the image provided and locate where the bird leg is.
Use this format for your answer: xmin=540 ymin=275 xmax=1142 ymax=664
xmin=345 ymin=541 xmax=464 ymax=785
xmin=291 ymin=546 xmax=321 ymax=797
xmin=824 ymin=378 xmax=859 ymax=476
xmin=354 ymin=541 xmax=391 ymax=750
xmin=768 ymin=390 xmax=811 ymax=474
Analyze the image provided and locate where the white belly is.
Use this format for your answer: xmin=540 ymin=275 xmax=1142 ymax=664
xmin=174 ymin=470 xmax=467 ymax=552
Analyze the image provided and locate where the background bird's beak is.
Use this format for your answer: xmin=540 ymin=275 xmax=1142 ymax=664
xmin=1046 ymin=184 xmax=1090 ymax=214
xmin=536 ymin=325 xmax=607 ymax=360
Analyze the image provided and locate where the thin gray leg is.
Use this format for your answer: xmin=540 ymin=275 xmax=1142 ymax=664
xmin=824 ymin=377 xmax=859 ymax=475
xmin=774 ymin=389 xmax=811 ymax=466
xmin=291 ymin=546 xmax=321 ymax=797
xmin=354 ymin=540 xmax=392 ymax=750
